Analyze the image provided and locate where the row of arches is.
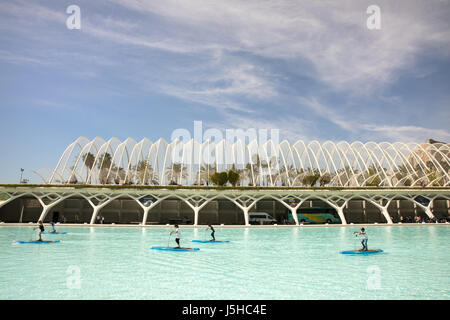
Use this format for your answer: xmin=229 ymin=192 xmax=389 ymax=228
xmin=1 ymin=190 xmax=449 ymax=225
xmin=35 ymin=137 xmax=450 ymax=187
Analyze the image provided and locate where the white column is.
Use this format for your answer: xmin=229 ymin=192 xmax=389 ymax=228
xmin=87 ymin=195 xmax=121 ymax=225
xmin=336 ymin=207 xmax=347 ymax=225
xmin=19 ymin=203 xmax=24 ymax=223
xmin=90 ymin=207 xmax=100 ymax=225
xmin=38 ymin=205 xmax=52 ymax=222
xmin=243 ymin=207 xmax=250 ymax=226
xmin=142 ymin=206 xmax=151 ymax=225
xmin=402 ymin=196 xmax=435 ymax=220
xmin=290 ymin=207 xmax=299 ymax=225
xmin=424 ymin=206 xmax=435 ymax=219
xmin=380 ymin=207 xmax=393 ymax=224
xmin=38 ymin=196 xmax=69 ymax=222
xmin=193 ymin=207 xmax=200 ymax=226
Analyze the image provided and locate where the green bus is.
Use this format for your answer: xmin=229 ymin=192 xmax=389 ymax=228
xmin=287 ymin=207 xmax=341 ymax=224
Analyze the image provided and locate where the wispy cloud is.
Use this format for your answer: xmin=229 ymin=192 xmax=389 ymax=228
xmin=299 ymin=96 xmax=450 ymax=142
xmin=107 ymin=0 xmax=450 ymax=94
xmin=0 ymin=0 xmax=448 ymax=145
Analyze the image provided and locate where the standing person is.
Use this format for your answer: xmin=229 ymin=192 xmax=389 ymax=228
xmin=50 ymin=221 xmax=57 ymax=233
xmin=208 ymin=224 xmax=216 ymax=241
xmin=353 ymin=228 xmax=368 ymax=251
xmin=170 ymin=224 xmax=182 ymax=248
xmin=37 ymin=220 xmax=45 ymax=241
xmin=101 ymin=216 xmax=104 ymax=224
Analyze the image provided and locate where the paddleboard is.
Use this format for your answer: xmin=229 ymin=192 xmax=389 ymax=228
xmin=15 ymin=240 xmax=61 ymax=244
xmin=341 ymin=249 xmax=383 ymax=255
xmin=42 ymin=232 xmax=67 ymax=234
xmin=151 ymin=246 xmax=199 ymax=252
xmin=192 ymin=240 xmax=230 ymax=243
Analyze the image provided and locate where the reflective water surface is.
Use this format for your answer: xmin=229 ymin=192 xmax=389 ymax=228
xmin=0 ymin=225 xmax=449 ymax=299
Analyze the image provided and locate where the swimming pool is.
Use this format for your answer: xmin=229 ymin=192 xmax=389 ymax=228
xmin=0 ymin=225 xmax=449 ymax=299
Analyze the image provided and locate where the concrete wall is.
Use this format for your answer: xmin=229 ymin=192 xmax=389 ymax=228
xmin=344 ymin=200 xmax=365 ymax=223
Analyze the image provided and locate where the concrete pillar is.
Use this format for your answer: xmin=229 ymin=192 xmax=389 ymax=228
xmin=380 ymin=207 xmax=393 ymax=224
xmin=243 ymin=207 xmax=250 ymax=226
xmin=142 ymin=206 xmax=151 ymax=225
xmin=336 ymin=207 xmax=347 ymax=225
xmin=193 ymin=207 xmax=200 ymax=226
xmin=19 ymin=201 xmax=24 ymax=223
xmin=424 ymin=206 xmax=435 ymax=219
xmin=290 ymin=207 xmax=299 ymax=225
xmin=90 ymin=207 xmax=100 ymax=225
xmin=38 ymin=206 xmax=51 ymax=222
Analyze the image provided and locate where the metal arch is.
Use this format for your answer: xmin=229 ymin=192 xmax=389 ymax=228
xmin=362 ymin=142 xmax=391 ymax=186
xmin=49 ymin=137 xmax=450 ymax=188
xmin=340 ymin=141 xmax=366 ymax=183
xmin=322 ymin=141 xmax=347 ymax=186
xmin=50 ymin=137 xmax=89 ymax=184
xmin=388 ymin=142 xmax=417 ymax=186
xmin=334 ymin=141 xmax=360 ymax=186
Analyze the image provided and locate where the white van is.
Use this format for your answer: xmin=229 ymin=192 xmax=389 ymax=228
xmin=249 ymin=212 xmax=277 ymax=225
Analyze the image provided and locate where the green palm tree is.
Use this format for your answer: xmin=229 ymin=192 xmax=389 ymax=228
xmin=135 ymin=160 xmax=154 ymax=185
xmin=197 ymin=165 xmax=216 ymax=185
xmin=82 ymin=152 xmax=95 ymax=184
xmin=318 ymin=173 xmax=332 ymax=186
xmin=111 ymin=166 xmax=125 ymax=185
xmin=165 ymin=162 xmax=188 ymax=185
xmin=97 ymin=152 xmax=113 ymax=184
xmin=278 ymin=164 xmax=295 ymax=186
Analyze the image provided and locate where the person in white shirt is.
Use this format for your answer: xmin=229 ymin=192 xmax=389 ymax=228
xmin=170 ymin=224 xmax=181 ymax=248
xmin=353 ymin=228 xmax=368 ymax=251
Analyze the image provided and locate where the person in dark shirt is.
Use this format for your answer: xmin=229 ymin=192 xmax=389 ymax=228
xmin=37 ymin=220 xmax=45 ymax=241
xmin=208 ymin=224 xmax=215 ymax=241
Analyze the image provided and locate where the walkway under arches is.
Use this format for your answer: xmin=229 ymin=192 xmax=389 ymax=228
xmin=1 ymin=186 xmax=449 ymax=225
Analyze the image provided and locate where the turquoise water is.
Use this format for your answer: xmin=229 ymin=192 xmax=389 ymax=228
xmin=0 ymin=225 xmax=449 ymax=299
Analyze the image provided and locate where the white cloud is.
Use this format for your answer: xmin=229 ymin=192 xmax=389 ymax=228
xmin=299 ymin=96 xmax=450 ymax=142
xmin=1 ymin=0 xmax=449 ymax=144
xmin=107 ymin=0 xmax=450 ymax=94
xmin=360 ymin=124 xmax=450 ymax=143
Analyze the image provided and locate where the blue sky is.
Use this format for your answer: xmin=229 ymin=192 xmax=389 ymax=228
xmin=0 ymin=0 xmax=449 ymax=183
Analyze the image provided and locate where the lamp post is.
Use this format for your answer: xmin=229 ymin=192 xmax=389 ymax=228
xmin=20 ymin=168 xmax=24 ymax=183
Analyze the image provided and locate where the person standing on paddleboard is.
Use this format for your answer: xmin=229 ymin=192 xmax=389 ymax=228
xmin=353 ymin=228 xmax=368 ymax=251
xmin=208 ymin=224 xmax=216 ymax=241
xmin=37 ymin=220 xmax=45 ymax=241
xmin=170 ymin=225 xmax=181 ymax=248
xmin=50 ymin=221 xmax=57 ymax=233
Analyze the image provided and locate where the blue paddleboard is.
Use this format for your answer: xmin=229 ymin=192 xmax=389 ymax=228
xmin=42 ymin=232 xmax=67 ymax=234
xmin=151 ymin=246 xmax=199 ymax=252
xmin=15 ymin=240 xmax=61 ymax=244
xmin=192 ymin=240 xmax=230 ymax=243
xmin=341 ymin=249 xmax=383 ymax=255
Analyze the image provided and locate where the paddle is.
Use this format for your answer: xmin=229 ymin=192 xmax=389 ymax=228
xmin=167 ymin=233 xmax=172 ymax=248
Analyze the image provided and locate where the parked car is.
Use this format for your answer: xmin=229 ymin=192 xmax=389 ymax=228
xmin=249 ymin=212 xmax=277 ymax=225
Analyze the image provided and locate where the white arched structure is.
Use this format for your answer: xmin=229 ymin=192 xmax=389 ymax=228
xmin=39 ymin=137 xmax=449 ymax=188
xmin=1 ymin=186 xmax=449 ymax=226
